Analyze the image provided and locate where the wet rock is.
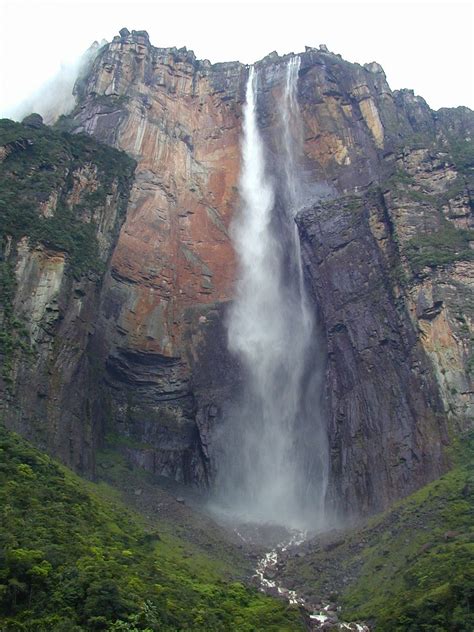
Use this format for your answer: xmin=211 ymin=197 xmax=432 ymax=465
xmin=298 ymin=190 xmax=450 ymax=516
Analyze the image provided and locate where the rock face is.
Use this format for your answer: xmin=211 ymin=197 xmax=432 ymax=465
xmin=298 ymin=193 xmax=448 ymax=515
xmin=0 ymin=120 xmax=135 ymax=473
xmin=68 ymin=31 xmax=245 ymax=484
xmin=1 ymin=30 xmax=473 ymax=519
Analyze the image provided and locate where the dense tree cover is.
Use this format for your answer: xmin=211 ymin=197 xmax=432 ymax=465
xmin=0 ymin=426 xmax=303 ymax=631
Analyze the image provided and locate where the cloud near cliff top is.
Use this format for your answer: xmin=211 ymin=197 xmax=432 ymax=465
xmin=0 ymin=0 xmax=473 ymax=117
xmin=2 ymin=44 xmax=103 ymax=124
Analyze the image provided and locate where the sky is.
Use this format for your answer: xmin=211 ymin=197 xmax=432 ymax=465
xmin=0 ymin=0 xmax=473 ymax=118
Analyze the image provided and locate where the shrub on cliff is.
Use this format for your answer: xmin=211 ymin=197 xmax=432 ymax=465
xmin=0 ymin=118 xmax=135 ymax=277
xmin=405 ymin=223 xmax=474 ymax=273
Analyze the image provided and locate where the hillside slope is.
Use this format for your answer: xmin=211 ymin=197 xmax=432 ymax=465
xmin=278 ymin=435 xmax=474 ymax=630
xmin=0 ymin=425 xmax=303 ymax=631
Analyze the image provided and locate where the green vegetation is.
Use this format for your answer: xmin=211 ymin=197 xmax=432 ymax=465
xmin=387 ymin=166 xmax=468 ymax=209
xmin=384 ymin=154 xmax=474 ymax=275
xmin=0 ymin=118 xmax=135 ymax=278
xmin=404 ymin=222 xmax=474 ymax=273
xmin=341 ymin=434 xmax=474 ymax=631
xmin=386 ymin=168 xmax=416 ymax=188
xmin=467 ymin=353 xmax=474 ymax=376
xmin=0 ymin=118 xmax=135 ymax=382
xmin=278 ymin=436 xmax=473 ymax=631
xmin=340 ymin=195 xmax=365 ymax=214
xmin=0 ymin=426 xmax=303 ymax=631
xmin=398 ymin=178 xmax=469 ymax=211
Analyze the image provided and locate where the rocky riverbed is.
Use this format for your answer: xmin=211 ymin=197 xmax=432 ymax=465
xmin=235 ymin=525 xmax=370 ymax=631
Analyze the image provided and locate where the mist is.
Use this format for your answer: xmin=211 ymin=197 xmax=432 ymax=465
xmin=2 ymin=42 xmax=103 ymax=124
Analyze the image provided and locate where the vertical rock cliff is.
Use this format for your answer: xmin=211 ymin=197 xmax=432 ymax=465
xmin=0 ymin=117 xmax=135 ymax=472
xmin=1 ymin=30 xmax=472 ymax=520
xmin=66 ymin=30 xmax=246 ymax=485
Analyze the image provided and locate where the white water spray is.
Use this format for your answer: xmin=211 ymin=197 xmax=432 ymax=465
xmin=214 ymin=60 xmax=328 ymax=531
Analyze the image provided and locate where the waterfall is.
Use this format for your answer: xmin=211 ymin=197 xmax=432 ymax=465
xmin=214 ymin=59 xmax=328 ymax=531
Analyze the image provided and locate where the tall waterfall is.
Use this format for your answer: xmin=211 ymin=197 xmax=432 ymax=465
xmin=214 ymin=59 xmax=328 ymax=531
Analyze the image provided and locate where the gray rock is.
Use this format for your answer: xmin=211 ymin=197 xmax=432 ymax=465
xmin=22 ymin=113 xmax=44 ymax=128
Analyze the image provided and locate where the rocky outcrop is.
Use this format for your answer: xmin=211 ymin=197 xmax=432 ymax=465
xmin=407 ymin=263 xmax=473 ymax=428
xmin=68 ymin=31 xmax=473 ymax=508
xmin=60 ymin=31 xmax=247 ymax=482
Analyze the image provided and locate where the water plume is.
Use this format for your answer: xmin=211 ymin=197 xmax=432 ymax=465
xmin=213 ymin=59 xmax=328 ymax=531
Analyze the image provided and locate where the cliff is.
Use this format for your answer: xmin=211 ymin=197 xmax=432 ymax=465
xmin=0 ymin=116 xmax=135 ymax=472
xmin=1 ymin=30 xmax=472 ymax=519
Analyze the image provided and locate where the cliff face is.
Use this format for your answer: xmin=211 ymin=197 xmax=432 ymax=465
xmin=298 ymin=193 xmax=447 ymax=515
xmin=245 ymin=53 xmax=473 ymax=515
xmin=66 ymin=30 xmax=246 ymax=484
xmin=2 ymin=30 xmax=472 ymax=518
xmin=0 ymin=118 xmax=135 ymax=472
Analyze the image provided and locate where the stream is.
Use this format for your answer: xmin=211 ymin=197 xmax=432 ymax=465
xmin=240 ymin=528 xmax=370 ymax=631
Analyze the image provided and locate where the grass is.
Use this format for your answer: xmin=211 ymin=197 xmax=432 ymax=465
xmin=347 ymin=439 xmax=473 ymax=630
xmin=341 ymin=434 xmax=474 ymax=630
xmin=0 ymin=425 xmax=304 ymax=631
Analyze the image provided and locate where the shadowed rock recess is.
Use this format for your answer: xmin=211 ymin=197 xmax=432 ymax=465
xmin=1 ymin=30 xmax=473 ymax=523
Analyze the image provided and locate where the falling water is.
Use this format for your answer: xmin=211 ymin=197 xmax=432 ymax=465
xmin=214 ymin=59 xmax=328 ymax=531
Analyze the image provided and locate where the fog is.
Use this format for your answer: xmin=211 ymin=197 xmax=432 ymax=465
xmin=3 ymin=43 xmax=101 ymax=124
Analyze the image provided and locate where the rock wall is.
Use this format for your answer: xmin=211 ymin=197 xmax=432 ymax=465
xmin=2 ymin=31 xmax=472 ymax=519
xmin=298 ymin=192 xmax=448 ymax=516
xmin=66 ymin=30 xmax=247 ymax=483
xmin=0 ymin=118 xmax=135 ymax=473
xmin=254 ymin=48 xmax=473 ymax=515
xmin=68 ymin=33 xmax=474 ymax=509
